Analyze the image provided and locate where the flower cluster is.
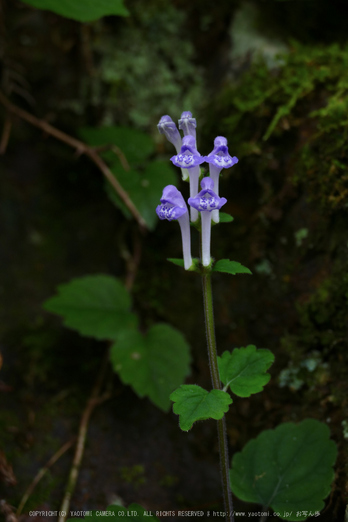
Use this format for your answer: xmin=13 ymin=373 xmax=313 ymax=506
xmin=156 ymin=111 xmax=238 ymax=269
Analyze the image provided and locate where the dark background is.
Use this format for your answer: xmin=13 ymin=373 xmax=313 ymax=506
xmin=0 ymin=1 xmax=347 ymax=520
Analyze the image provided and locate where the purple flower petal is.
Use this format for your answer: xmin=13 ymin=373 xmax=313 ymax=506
xmin=157 ymin=115 xmax=182 ymax=153
xmin=156 ymin=204 xmax=187 ymax=221
xmin=178 ymin=111 xmax=197 ymax=140
xmin=170 ymin=135 xmax=204 ymax=169
xmin=156 ymin=185 xmax=188 ymax=221
xmin=160 ymin=185 xmax=186 ymax=207
xmin=204 ymin=136 xmax=238 ymax=169
xmin=156 ymin=184 xmax=192 ymax=269
xmin=188 ymin=177 xmax=227 ymax=212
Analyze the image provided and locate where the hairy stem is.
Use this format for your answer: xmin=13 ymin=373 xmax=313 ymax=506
xmin=202 ymin=271 xmax=234 ymax=522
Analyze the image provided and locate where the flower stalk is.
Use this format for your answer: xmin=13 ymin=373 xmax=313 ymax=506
xmin=202 ymin=271 xmax=234 ymax=522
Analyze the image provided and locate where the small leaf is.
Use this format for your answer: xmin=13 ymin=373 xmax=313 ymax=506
xmin=20 ymin=0 xmax=129 ymax=22
xmin=213 ymin=259 xmax=252 ymax=275
xmin=170 ymin=385 xmax=232 ymax=431
xmin=218 ymin=345 xmax=274 ymax=397
xmin=110 ymin=324 xmax=191 ymax=412
xmin=43 ymin=275 xmax=137 ymax=340
xmin=106 ymin=161 xmax=177 ymax=230
xmin=219 ymin=213 xmax=234 ymax=223
xmin=167 ymin=258 xmax=184 ymax=267
xmin=167 ymin=258 xmax=200 ymax=271
xmin=66 ymin=504 xmax=160 ymax=521
xmin=230 ymin=419 xmax=337 ymax=520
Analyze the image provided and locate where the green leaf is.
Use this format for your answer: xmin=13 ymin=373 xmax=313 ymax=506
xmin=79 ymin=126 xmax=154 ymax=165
xmin=110 ymin=324 xmax=191 ymax=412
xmin=213 ymin=259 xmax=252 ymax=275
xmin=218 ymin=345 xmax=274 ymax=397
xmin=230 ymin=419 xmax=337 ymax=520
xmin=170 ymin=385 xmax=232 ymax=431
xmin=167 ymin=258 xmax=184 ymax=267
xmin=167 ymin=258 xmax=200 ymax=272
xmin=106 ymin=161 xmax=177 ymax=230
xmin=67 ymin=504 xmax=160 ymax=522
xmin=218 ymin=213 xmax=234 ymax=223
xmin=20 ymin=0 xmax=129 ymax=22
xmin=43 ymin=275 xmax=137 ymax=340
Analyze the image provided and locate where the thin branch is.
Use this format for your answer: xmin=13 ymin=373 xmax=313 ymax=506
xmin=92 ymin=143 xmax=130 ymax=172
xmin=121 ymin=229 xmax=142 ymax=292
xmin=0 ymin=90 xmax=146 ymax=230
xmin=16 ymin=439 xmax=75 ymax=516
xmin=0 ymin=500 xmax=18 ymax=522
xmin=58 ymin=349 xmax=111 ymax=522
xmin=0 ymin=112 xmax=12 ymax=154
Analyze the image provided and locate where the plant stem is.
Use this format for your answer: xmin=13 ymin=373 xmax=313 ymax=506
xmin=202 ymin=271 xmax=234 ymax=522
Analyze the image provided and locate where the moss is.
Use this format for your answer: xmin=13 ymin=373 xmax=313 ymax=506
xmin=208 ymin=41 xmax=348 ymax=213
xmin=280 ymin=267 xmax=348 ymax=398
xmin=120 ymin=464 xmax=146 ymax=488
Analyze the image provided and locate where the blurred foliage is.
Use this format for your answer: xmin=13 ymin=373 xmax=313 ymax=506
xmin=79 ymin=125 xmax=177 ymax=229
xmin=64 ymin=1 xmax=205 ymax=127
xmin=20 ymin=0 xmax=129 ymax=22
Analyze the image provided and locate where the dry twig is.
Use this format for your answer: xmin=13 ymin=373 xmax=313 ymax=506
xmin=16 ymin=439 xmax=75 ymax=516
xmin=0 ymin=112 xmax=12 ymax=154
xmin=0 ymin=90 xmax=146 ymax=230
xmin=58 ymin=350 xmax=111 ymax=522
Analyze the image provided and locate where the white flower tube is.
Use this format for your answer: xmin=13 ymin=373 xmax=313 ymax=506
xmin=188 ymin=178 xmax=227 ymax=267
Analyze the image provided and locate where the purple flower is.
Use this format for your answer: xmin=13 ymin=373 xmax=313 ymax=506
xmin=170 ymin=135 xmax=204 ymax=169
xmin=178 ymin=111 xmax=197 ymax=142
xmin=157 ymin=115 xmax=182 ymax=154
xmin=156 ymin=185 xmax=192 ymax=270
xmin=204 ymin=137 xmax=238 ymax=223
xmin=204 ymin=136 xmax=238 ymax=169
xmin=188 ymin=178 xmax=227 ymax=267
xmin=188 ymin=177 xmax=227 ymax=212
xmin=171 ymin=135 xmax=205 ymax=222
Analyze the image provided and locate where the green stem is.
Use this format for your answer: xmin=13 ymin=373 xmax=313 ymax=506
xmin=202 ymin=271 xmax=234 ymax=522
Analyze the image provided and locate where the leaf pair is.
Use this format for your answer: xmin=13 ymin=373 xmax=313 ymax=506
xmin=170 ymin=346 xmax=274 ymax=430
xmin=44 ymin=275 xmax=191 ymax=411
xmin=168 ymin=258 xmax=252 ymax=275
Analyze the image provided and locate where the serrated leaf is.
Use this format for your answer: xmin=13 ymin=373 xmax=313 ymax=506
xmin=218 ymin=345 xmax=274 ymax=397
xmin=79 ymin=126 xmax=154 ymax=165
xmin=67 ymin=503 xmax=160 ymax=522
xmin=110 ymin=324 xmax=191 ymax=412
xmin=20 ymin=0 xmax=129 ymax=22
xmin=219 ymin=213 xmax=234 ymax=223
xmin=170 ymin=385 xmax=232 ymax=431
xmin=230 ymin=419 xmax=337 ymax=520
xmin=106 ymin=161 xmax=177 ymax=230
xmin=43 ymin=275 xmax=137 ymax=340
xmin=213 ymin=259 xmax=252 ymax=275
